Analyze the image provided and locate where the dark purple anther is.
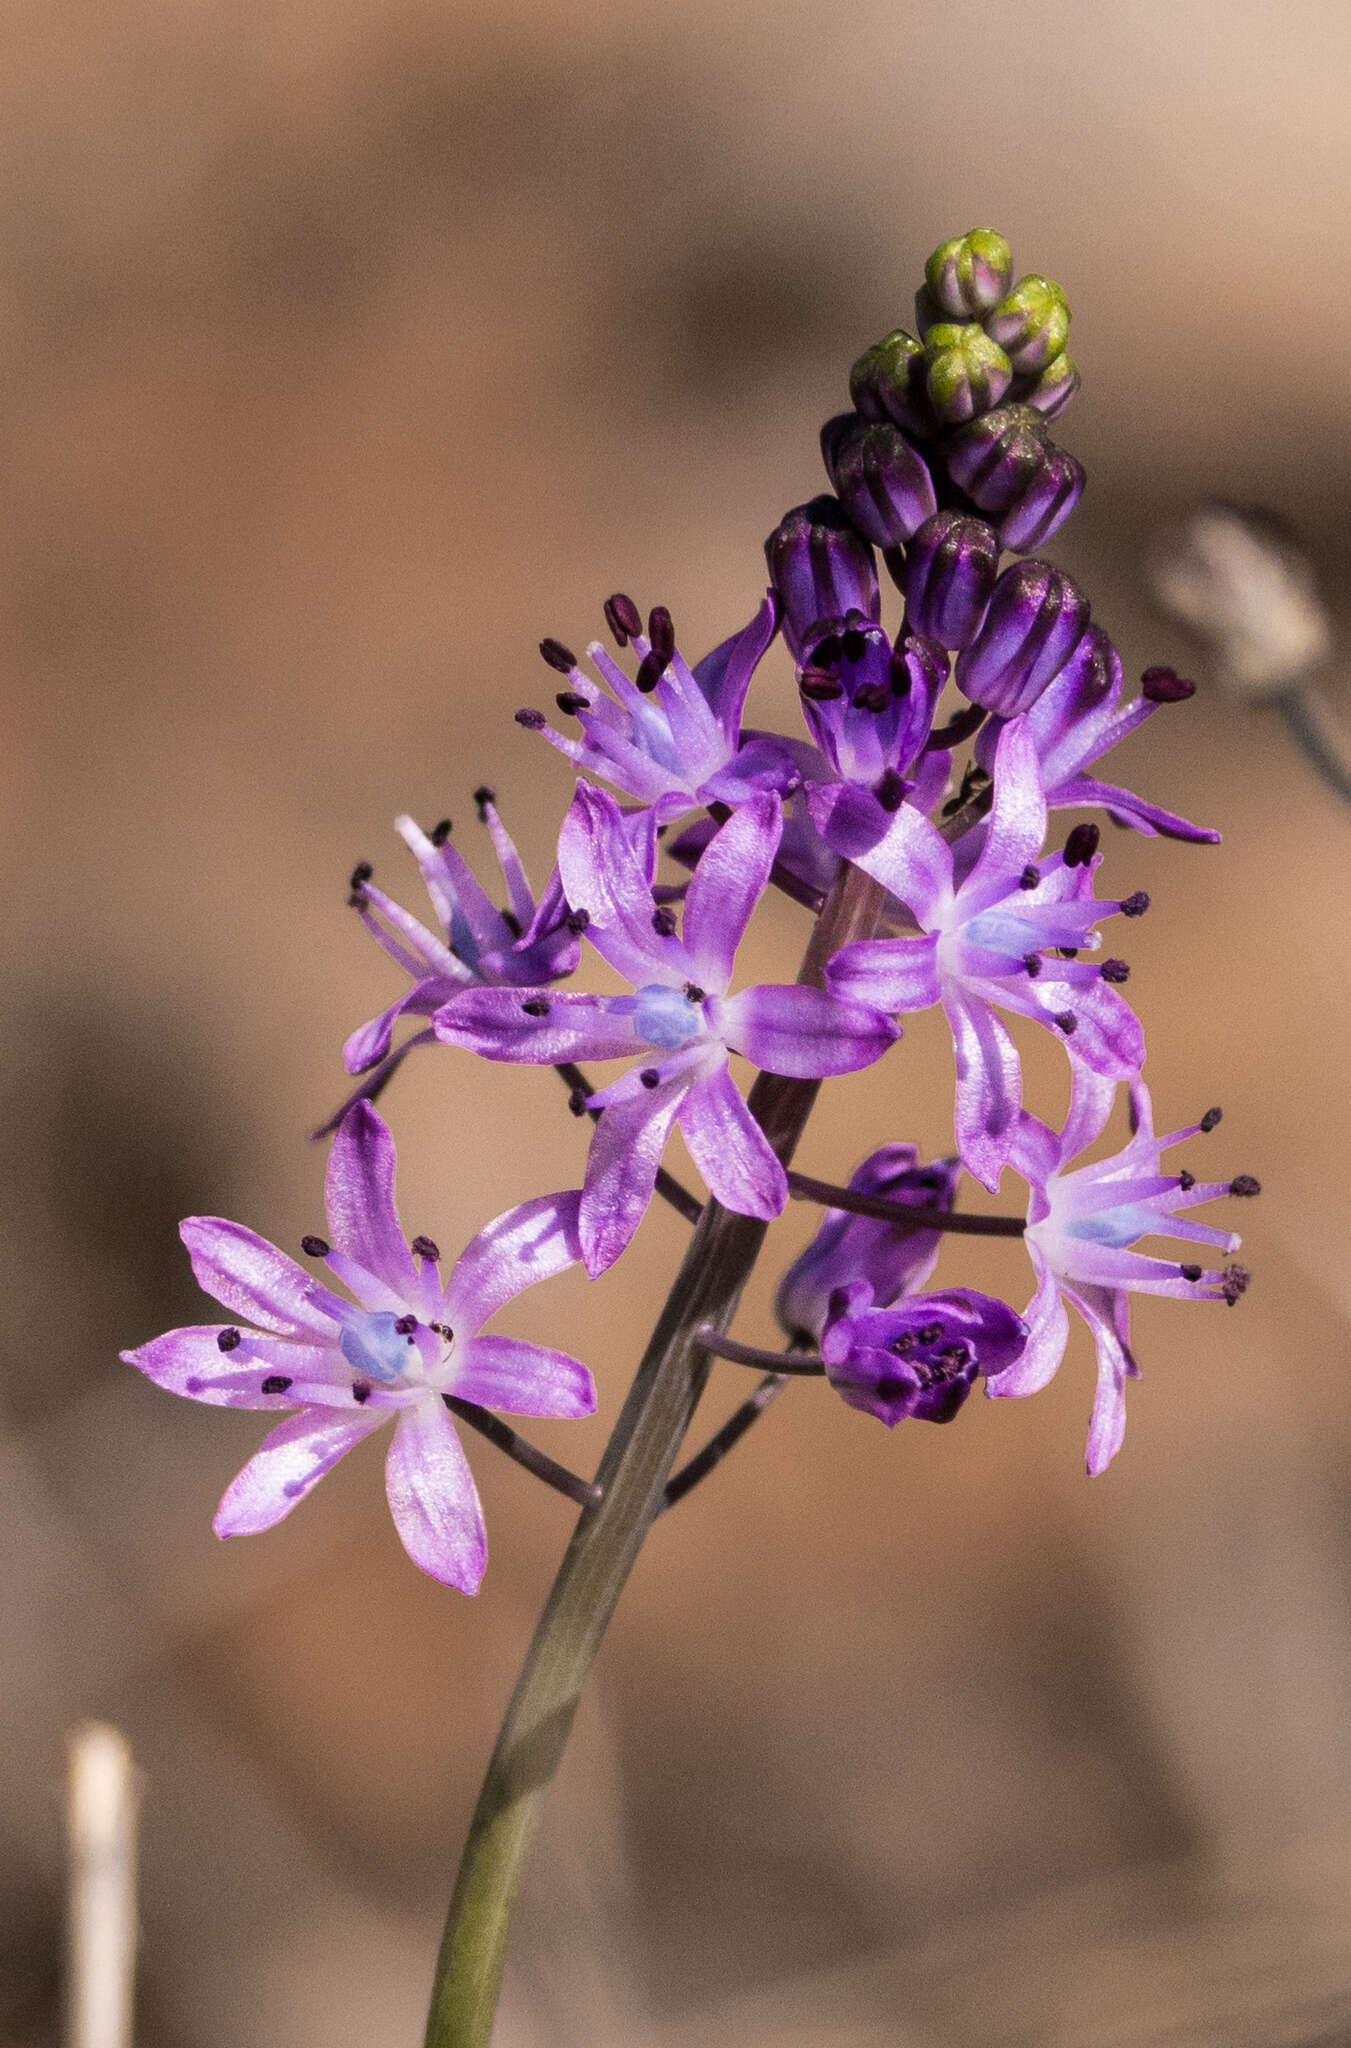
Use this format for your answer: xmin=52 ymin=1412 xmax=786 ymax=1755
xmin=261 ymin=1374 xmax=292 ymax=1394
xmin=1055 ymin=1011 xmax=1077 ymax=1033
xmin=521 ymin=997 xmax=550 ymax=1016
xmin=648 ymin=606 xmax=675 ymax=661
xmin=1229 ymin=1175 xmax=1261 ymax=1196
xmin=819 ymin=414 xmax=938 ymax=549
xmin=633 ymin=652 xmax=665 ymax=693
xmin=1121 ymin=892 xmax=1150 ymax=917
xmin=539 ymin=638 xmax=577 ymax=674
xmin=639 ymin=1068 xmax=661 ymax=1090
xmin=556 ymin=691 xmax=590 ymax=715
xmin=352 ymin=1383 xmax=371 ymax=1403
xmin=1019 ymin=865 xmax=1040 ymax=889
xmin=1179 ymin=1171 xmax=1196 ymax=1190
xmin=765 ymin=497 xmax=880 ymax=662
xmin=349 ymin=862 xmax=373 ymax=890
xmin=568 ymin=1089 xmax=587 ymax=1117
xmin=1024 ymin=952 xmax=1041 ymax=975
xmin=410 ymin=1235 xmax=441 ymax=1260
xmin=902 ymin=511 xmax=999 ymax=650
xmin=604 ymin=592 xmax=642 ymax=645
xmin=217 ymin=1328 xmax=241 ymax=1352
xmin=1180 ymin=1263 xmax=1203 ymax=1282
xmin=301 ymin=1235 xmax=330 ymax=1257
xmin=875 ymin=767 xmax=906 ymax=811
xmin=515 ymin=708 xmax=546 ymax=730
xmin=1063 ymin=822 xmax=1100 ymax=868
xmin=1141 ymin=666 xmax=1197 ymax=702
xmin=566 ymin=908 xmax=590 ymax=934
xmin=652 ymin=905 xmax=678 ymax=936
xmin=954 ymin=558 xmax=1091 ymax=715
xmin=1100 ymin=958 xmax=1130 ymax=983
xmin=472 ymin=784 xmax=495 ymax=814
xmin=394 ymin=1314 xmax=418 ymax=1334
xmin=1200 ymin=1107 xmax=1222 ymax=1131
xmin=431 ymin=818 xmax=452 ymax=846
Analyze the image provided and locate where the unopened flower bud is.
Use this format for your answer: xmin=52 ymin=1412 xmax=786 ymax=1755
xmin=1017 ymin=351 xmax=1080 ymax=420
xmin=955 ymin=558 xmax=1091 ymax=715
xmin=923 ymin=322 xmax=1013 ymax=424
xmin=903 ymin=511 xmax=999 ymax=649
xmin=820 ymin=414 xmax=938 ymax=549
xmin=849 ymin=329 xmax=933 ymax=437
xmin=765 ymin=496 xmax=880 ymax=662
xmin=983 ymin=275 xmax=1070 ymax=375
xmin=775 ymin=1146 xmax=960 ymax=1345
xmin=998 ymin=447 xmax=1085 ymax=552
xmin=924 ymin=228 xmax=1014 ymax=320
xmin=945 ymin=406 xmax=1085 ymax=553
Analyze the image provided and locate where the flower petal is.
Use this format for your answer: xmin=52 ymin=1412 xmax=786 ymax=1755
xmin=678 ymin=1061 xmax=787 ymax=1218
xmin=180 ymin=1218 xmax=347 ymax=1339
xmin=718 ymin=983 xmax=901 ymax=1075
xmin=557 ymin=783 xmax=699 ymax=986
xmin=123 ymin=1326 xmax=351 ymax=1408
xmin=1066 ymin=1283 xmax=1136 ymax=1475
xmin=579 ymin=1081 xmax=687 ymax=1276
xmin=682 ymin=793 xmax=782 ymax=990
xmin=985 ymin=1244 xmax=1068 ymax=1397
xmin=808 ymin=785 xmax=952 ymax=920
xmin=453 ymin=1336 xmax=596 ymax=1418
xmin=944 ymin=987 xmax=1022 ymax=1192
xmin=434 ymin=987 xmax=641 ymax=1063
xmin=825 ymin=934 xmax=941 ymax=1014
xmin=213 ymin=1406 xmax=386 ymax=1535
xmin=385 ymin=1397 xmax=487 ymax=1590
xmin=959 ymin=717 xmax=1047 ymax=919
xmin=690 ymin=590 xmax=778 ymax=736
xmin=343 ymin=979 xmax=456 ymax=1075
xmin=324 ymin=1102 xmax=419 ymax=1297
xmin=1050 ymin=776 xmax=1221 ymax=844
xmin=442 ymin=1191 xmax=584 ymax=1334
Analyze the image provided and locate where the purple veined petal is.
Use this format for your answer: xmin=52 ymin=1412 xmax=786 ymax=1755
xmin=1007 ymin=1110 xmax=1062 ymax=1202
xmin=434 ymin=987 xmax=642 ymax=1064
xmin=558 ymin=783 xmax=699 ymax=987
xmin=808 ymin=783 xmax=953 ymax=920
xmin=214 ymin=1406 xmax=387 ymax=1536
xmin=717 ymin=982 xmax=901 ymax=1075
xmin=324 ymin=1102 xmax=419 ymax=1297
xmin=581 ymin=1040 xmax=710 ymax=1110
xmin=1064 ymin=1283 xmax=1135 ymax=1475
xmin=691 ymin=591 xmax=779 ymax=737
xmin=441 ymin=1190 xmax=584 ymax=1335
xmin=453 ymin=1336 xmax=596 ymax=1418
xmin=1012 ymin=974 xmax=1145 ymax=1079
xmin=385 ymin=1396 xmax=487 ymax=1590
xmin=985 ymin=1245 xmax=1069 ymax=1397
xmin=943 ymin=986 xmax=1022 ymax=1193
xmin=677 ymin=1060 xmax=787 ymax=1219
xmin=651 ymin=652 xmax=727 ymax=777
xmin=1057 ymin=1067 xmax=1121 ymax=1165
xmin=180 ymin=1218 xmax=348 ymax=1340
xmin=557 ymin=720 xmax=690 ymax=810
xmin=355 ymin=884 xmax=462 ymax=982
xmin=681 ymin=793 xmax=783 ymax=990
xmin=824 ymin=934 xmax=941 ymax=1015
xmin=122 ymin=1327 xmax=350 ymax=1409
xmin=579 ymin=1073 xmax=690 ymax=1276
xmin=478 ymin=798 xmax=537 ymax=930
xmin=1050 ymin=776 xmax=1221 ymax=844
xmin=959 ymin=717 xmax=1047 ymax=919
xmin=343 ymin=978 xmax=459 ymax=1075
xmin=698 ymin=733 xmax=804 ymax=808
xmin=321 ymin=1247 xmax=409 ymax=1317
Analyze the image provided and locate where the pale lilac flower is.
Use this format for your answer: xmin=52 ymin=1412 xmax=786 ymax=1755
xmin=821 ymin=1283 xmax=1027 ymax=1426
xmin=987 ymin=1070 xmax=1252 ymax=1473
xmin=820 ymin=717 xmax=1144 ymax=1191
xmin=974 ymin=627 xmax=1220 ymax=842
xmin=122 ymin=1103 xmax=594 ymax=1590
xmin=435 ymin=784 xmax=899 ymax=1275
xmin=344 ymin=797 xmax=580 ymax=1076
xmin=520 ymin=594 xmax=799 ymax=823
xmin=775 ymin=1145 xmax=960 ymax=1344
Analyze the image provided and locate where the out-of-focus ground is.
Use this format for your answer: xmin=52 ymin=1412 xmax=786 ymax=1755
xmin=3 ymin=3 xmax=1351 ymax=2042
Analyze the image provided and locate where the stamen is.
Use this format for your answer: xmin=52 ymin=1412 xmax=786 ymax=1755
xmin=568 ymin=1089 xmax=588 ymax=1117
xmin=1200 ymin=1107 xmax=1223 ymax=1132
xmin=707 ymin=802 xmax=733 ymax=825
xmin=411 ymin=1235 xmax=441 ymax=1260
xmin=925 ymin=703 xmax=987 ymax=749
xmin=1121 ymin=891 xmax=1150 ymax=917
xmin=217 ymin=1328 xmax=241 ymax=1353
xmin=1141 ymin=665 xmax=1196 ymax=703
xmin=639 ymin=1068 xmax=662 ymax=1090
xmin=566 ymin=908 xmax=591 ymax=934
xmin=1229 ymin=1174 xmax=1261 ymax=1196
xmin=1054 ymin=1011 xmax=1077 ymax=1034
xmin=604 ymin=592 xmax=642 ymax=646
xmin=394 ymin=1314 xmax=418 ymax=1335
xmin=261 ymin=1374 xmax=292 ymax=1394
xmin=634 ymin=652 xmax=665 ymax=693
xmin=853 ymin=681 xmax=892 ymax=713
xmin=1057 ymin=946 xmax=1079 ymax=960
xmin=556 ymin=690 xmax=591 ymax=716
xmin=1024 ymin=952 xmax=1041 ymax=976
xmin=799 ymin=671 xmax=845 ymax=702
xmin=1019 ymin=864 xmax=1040 ymax=890
xmin=352 ymin=1383 xmax=372 ymax=1403
xmin=349 ymin=861 xmax=373 ymax=891
xmin=652 ymin=906 xmax=678 ymax=937
xmin=875 ymin=767 xmax=906 ymax=812
xmin=1180 ymin=1263 xmax=1203 ymax=1282
xmin=521 ymin=997 xmax=550 ymax=1016
xmin=430 ymin=1322 xmax=454 ymax=1340
xmin=501 ymin=909 xmax=523 ymax=938
xmin=431 ymin=818 xmax=453 ymax=846
xmin=917 ymin=1322 xmax=942 ymax=1344
xmin=301 ymin=1235 xmax=330 ymax=1257
xmin=515 ymin=708 xmax=546 ymax=730
xmin=683 ymin=983 xmax=706 ymax=1003
xmin=1222 ymin=1262 xmax=1250 ymax=1305
xmin=1063 ymin=822 xmax=1100 ymax=867
xmin=472 ymin=786 xmax=495 ymax=819
xmin=648 ymin=606 xmax=676 ymax=661
xmin=842 ymin=625 xmax=867 ymax=661
xmin=1100 ymin=958 xmax=1130 ymax=983
xmin=890 ymin=1332 xmax=915 ymax=1356
xmin=1178 ymin=1171 xmax=1196 ymax=1190
xmin=539 ymin=638 xmax=577 ymax=673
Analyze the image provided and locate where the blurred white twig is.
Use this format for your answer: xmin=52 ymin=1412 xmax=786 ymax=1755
xmin=66 ymin=1722 xmax=138 ymax=2048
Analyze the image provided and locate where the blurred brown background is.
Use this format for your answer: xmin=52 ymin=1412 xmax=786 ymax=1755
xmin=4 ymin=2 xmax=1351 ymax=2042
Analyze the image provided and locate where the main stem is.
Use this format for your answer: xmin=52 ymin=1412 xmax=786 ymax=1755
xmin=423 ymin=860 xmax=884 ymax=2047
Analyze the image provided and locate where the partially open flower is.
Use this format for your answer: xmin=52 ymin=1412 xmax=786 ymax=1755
xmin=821 ymin=1283 xmax=1027 ymax=1426
xmin=775 ymin=1145 xmax=960 ymax=1345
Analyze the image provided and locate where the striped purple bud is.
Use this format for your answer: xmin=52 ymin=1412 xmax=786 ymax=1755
xmin=983 ymin=275 xmax=1070 ymax=376
xmin=923 ymin=322 xmax=1013 ymax=425
xmin=954 ymin=558 xmax=1091 ymax=715
xmin=848 ymin=329 xmax=933 ymax=438
xmin=944 ymin=405 xmax=1084 ymax=547
xmin=1016 ymin=351 xmax=1080 ymax=421
xmin=820 ymin=414 xmax=938 ymax=549
xmin=902 ymin=511 xmax=1000 ymax=650
xmin=924 ymin=229 xmax=1013 ymax=320
xmin=765 ymin=496 xmax=880 ymax=662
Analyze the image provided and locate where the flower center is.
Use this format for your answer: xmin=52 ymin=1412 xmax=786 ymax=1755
xmin=634 ymin=982 xmax=705 ymax=1049
xmin=339 ymin=1310 xmax=418 ymax=1385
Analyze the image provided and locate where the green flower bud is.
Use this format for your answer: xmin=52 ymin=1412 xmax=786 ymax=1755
xmin=924 ymin=228 xmax=1013 ymax=319
xmin=1015 ymin=351 xmax=1080 ymax=420
xmin=983 ymin=274 xmax=1070 ymax=375
xmin=849 ymin=329 xmax=934 ymax=437
xmin=923 ymin=322 xmax=1012 ymax=426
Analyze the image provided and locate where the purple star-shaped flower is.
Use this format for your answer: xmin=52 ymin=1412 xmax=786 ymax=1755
xmin=775 ymin=1144 xmax=961 ymax=1345
xmin=525 ymin=594 xmax=800 ymax=823
xmin=986 ymin=1070 xmax=1250 ymax=1474
xmin=435 ymin=784 xmax=899 ymax=1275
xmin=821 ymin=1283 xmax=1028 ymax=1426
xmin=819 ymin=717 xmax=1144 ymax=1191
xmin=973 ymin=627 xmax=1220 ymax=843
xmin=122 ymin=1103 xmax=595 ymax=1590
xmin=344 ymin=799 xmax=580 ymax=1076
